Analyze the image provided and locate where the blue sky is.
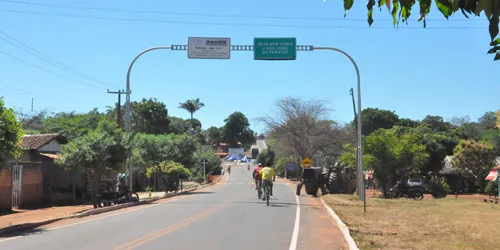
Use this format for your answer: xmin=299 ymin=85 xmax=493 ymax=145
xmin=0 ymin=0 xmax=497 ymax=134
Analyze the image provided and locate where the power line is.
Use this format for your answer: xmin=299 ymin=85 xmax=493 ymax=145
xmin=0 ymin=30 xmax=119 ymax=88
xmin=0 ymin=50 xmax=103 ymax=89
xmin=0 ymin=0 xmax=486 ymax=22
xmin=0 ymin=9 xmax=487 ymax=29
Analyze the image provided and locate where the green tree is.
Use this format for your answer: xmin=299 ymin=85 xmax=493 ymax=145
xmin=360 ymin=108 xmax=400 ymax=136
xmin=257 ymin=147 xmax=276 ymax=167
xmin=145 ymin=161 xmax=192 ymax=192
xmin=131 ymin=98 xmax=170 ymax=134
xmin=43 ymin=109 xmax=104 ymax=140
xmin=412 ymin=125 xmax=459 ymax=174
xmin=193 ymin=145 xmax=222 ymax=181
xmin=57 ymin=120 xmax=128 ymax=204
xmin=206 ymin=126 xmax=223 ymax=145
xmin=222 ymin=112 xmax=256 ymax=149
xmin=354 ymin=127 xmax=428 ymax=197
xmin=179 ymin=98 xmax=205 ymax=130
xmin=342 ymin=0 xmax=500 ymax=61
xmin=0 ymin=98 xmax=23 ymax=169
xmin=398 ymin=118 xmax=420 ymax=128
xmin=452 ymin=139 xmax=497 ymax=191
xmin=420 ymin=115 xmax=453 ymax=133
xmin=482 ymin=129 xmax=500 ymax=155
xmin=168 ymin=117 xmax=189 ymax=134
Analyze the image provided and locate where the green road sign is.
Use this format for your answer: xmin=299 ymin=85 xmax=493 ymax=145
xmin=254 ymin=38 xmax=297 ymax=60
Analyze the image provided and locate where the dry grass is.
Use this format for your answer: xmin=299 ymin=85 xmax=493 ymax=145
xmin=323 ymin=194 xmax=500 ymax=250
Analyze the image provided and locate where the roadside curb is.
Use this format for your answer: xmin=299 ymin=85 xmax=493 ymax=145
xmin=320 ymin=197 xmax=359 ymax=250
xmin=0 ymin=181 xmax=221 ymax=236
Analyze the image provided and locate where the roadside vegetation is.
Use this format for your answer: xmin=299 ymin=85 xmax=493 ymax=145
xmin=2 ymin=97 xmax=257 ymax=201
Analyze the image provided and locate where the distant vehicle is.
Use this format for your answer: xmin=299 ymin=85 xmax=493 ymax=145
xmin=407 ymin=178 xmax=430 ymax=193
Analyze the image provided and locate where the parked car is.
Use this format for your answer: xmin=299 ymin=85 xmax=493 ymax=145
xmin=408 ymin=178 xmax=430 ymax=193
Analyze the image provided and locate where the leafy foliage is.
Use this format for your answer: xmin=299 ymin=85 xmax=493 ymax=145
xmin=451 ymin=139 xmax=496 ymax=190
xmin=0 ymin=98 xmax=23 ymax=169
xmin=57 ymin=120 xmax=128 ymax=196
xmin=361 ymin=108 xmax=400 ymax=136
xmin=131 ymin=133 xmax=198 ymax=171
xmin=485 ymin=180 xmax=498 ymax=194
xmin=144 ymin=160 xmax=192 ymax=192
xmin=360 ymin=126 xmax=429 ymax=197
xmin=257 ymin=147 xmax=276 ymax=167
xmin=131 ymin=98 xmax=170 ymax=134
xmin=343 ymin=0 xmax=500 ymax=61
xmin=430 ymin=179 xmax=451 ymax=199
xmin=222 ymin=111 xmax=256 ymax=149
xmin=42 ymin=109 xmax=104 ymax=140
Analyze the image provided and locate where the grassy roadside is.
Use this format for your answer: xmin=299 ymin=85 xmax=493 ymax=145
xmin=323 ymin=194 xmax=500 ymax=250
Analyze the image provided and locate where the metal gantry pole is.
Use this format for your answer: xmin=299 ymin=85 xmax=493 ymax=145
xmin=125 ymin=46 xmax=171 ymax=192
xmin=312 ymin=47 xmax=365 ymax=211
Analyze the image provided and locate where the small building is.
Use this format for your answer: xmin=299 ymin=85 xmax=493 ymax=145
xmin=440 ymin=156 xmax=500 ymax=194
xmin=18 ymin=133 xmax=76 ymax=205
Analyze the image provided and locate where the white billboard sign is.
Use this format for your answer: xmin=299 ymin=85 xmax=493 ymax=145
xmin=188 ymin=37 xmax=231 ymax=59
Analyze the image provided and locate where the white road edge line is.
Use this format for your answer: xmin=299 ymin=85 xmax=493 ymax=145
xmin=288 ymin=184 xmax=300 ymax=250
xmin=0 ymin=236 xmax=22 ymax=243
xmin=320 ymin=197 xmax=359 ymax=250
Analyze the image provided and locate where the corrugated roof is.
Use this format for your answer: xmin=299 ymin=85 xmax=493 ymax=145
xmin=21 ymin=134 xmax=60 ymax=150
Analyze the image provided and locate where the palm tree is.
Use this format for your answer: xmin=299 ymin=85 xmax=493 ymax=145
xmin=179 ymin=98 xmax=205 ymax=130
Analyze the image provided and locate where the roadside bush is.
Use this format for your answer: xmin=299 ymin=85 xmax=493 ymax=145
xmin=484 ymin=181 xmax=498 ymax=197
xmin=430 ymin=180 xmax=451 ymax=199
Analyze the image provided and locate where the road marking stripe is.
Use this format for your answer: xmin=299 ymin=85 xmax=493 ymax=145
xmin=288 ymin=183 xmax=301 ymax=250
xmin=114 ymin=192 xmax=246 ymax=250
xmin=0 ymin=236 xmax=21 ymax=243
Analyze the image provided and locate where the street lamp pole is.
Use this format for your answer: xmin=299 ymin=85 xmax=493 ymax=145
xmin=312 ymin=47 xmax=365 ymax=211
xmin=125 ymin=46 xmax=171 ymax=192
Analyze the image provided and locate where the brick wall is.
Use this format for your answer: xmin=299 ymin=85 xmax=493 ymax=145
xmin=0 ymin=168 xmax=12 ymax=211
xmin=19 ymin=162 xmax=43 ymax=208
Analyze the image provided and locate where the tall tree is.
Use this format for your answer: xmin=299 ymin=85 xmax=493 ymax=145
xmin=179 ymin=98 xmax=205 ymax=131
xmin=43 ymin=109 xmax=104 ymax=140
xmin=342 ymin=126 xmax=428 ymax=197
xmin=257 ymin=97 xmax=344 ymax=166
xmin=421 ymin=115 xmax=453 ymax=132
xmin=206 ymin=126 xmax=223 ymax=146
xmin=222 ymin=111 xmax=256 ymax=149
xmin=0 ymin=98 xmax=23 ymax=169
xmin=340 ymin=0 xmax=499 ymax=61
xmin=131 ymin=98 xmax=170 ymax=134
xmin=360 ymin=108 xmax=400 ymax=136
xmin=57 ymin=120 xmax=128 ymax=203
xmin=452 ymin=140 xmax=497 ymax=191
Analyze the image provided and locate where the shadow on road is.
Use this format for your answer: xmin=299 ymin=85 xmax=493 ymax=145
xmin=0 ymin=227 xmax=46 ymax=238
xmin=178 ymin=191 xmax=214 ymax=196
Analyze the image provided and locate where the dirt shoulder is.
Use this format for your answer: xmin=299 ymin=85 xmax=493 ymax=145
xmin=323 ymin=194 xmax=500 ymax=250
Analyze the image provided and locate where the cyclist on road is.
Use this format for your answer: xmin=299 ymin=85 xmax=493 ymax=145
xmin=259 ymin=166 xmax=276 ymax=197
xmin=253 ymin=163 xmax=265 ymax=190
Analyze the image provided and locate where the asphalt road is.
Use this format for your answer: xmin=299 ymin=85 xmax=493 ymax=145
xmin=0 ymin=163 xmax=345 ymax=250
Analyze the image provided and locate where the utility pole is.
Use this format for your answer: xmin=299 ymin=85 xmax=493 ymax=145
xmin=107 ymin=89 xmax=130 ymax=126
xmin=201 ymin=158 xmax=208 ymax=183
xmin=31 ymin=98 xmax=34 ymax=112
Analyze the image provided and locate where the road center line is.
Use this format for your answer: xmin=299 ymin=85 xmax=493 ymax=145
xmin=114 ymin=191 xmax=246 ymax=250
